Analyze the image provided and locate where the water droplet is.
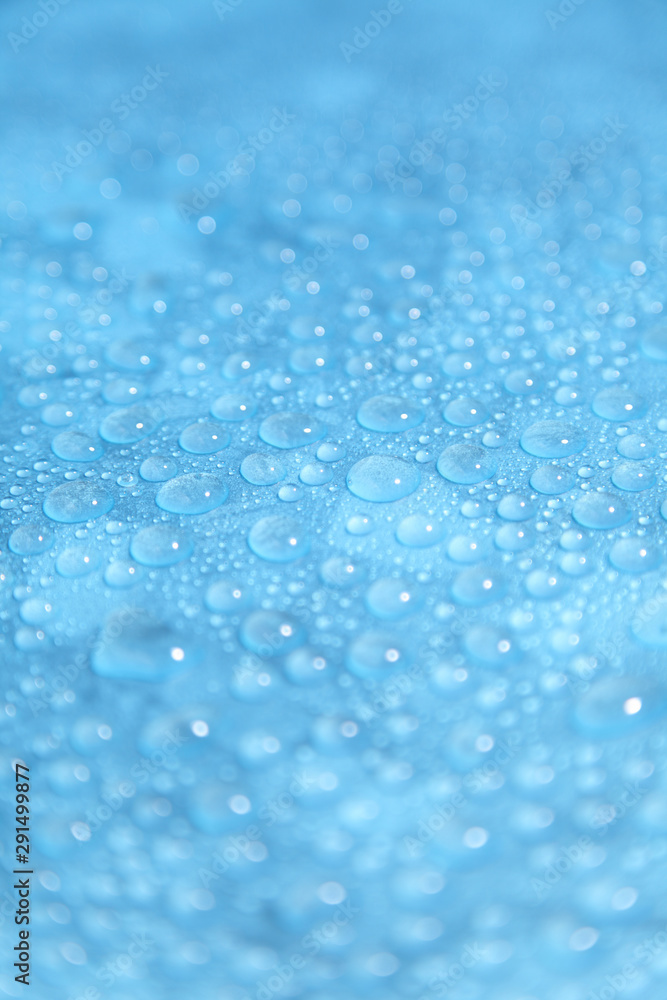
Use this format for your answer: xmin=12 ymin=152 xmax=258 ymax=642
xmin=240 ymin=454 xmax=286 ymax=485
xmin=640 ymin=325 xmax=667 ymax=362
xmin=447 ymin=535 xmax=488 ymax=563
xmin=346 ymin=631 xmax=409 ymax=679
xmin=155 ymin=473 xmax=228 ymax=514
xmin=320 ymin=556 xmax=367 ymax=587
xmin=317 ymin=442 xmax=346 ymax=462
xmin=520 ymin=420 xmax=585 ymax=458
xmin=395 ymin=514 xmax=444 ymax=547
xmin=210 ymin=394 xmax=257 ymax=421
xmin=530 ymin=464 xmax=574 ymax=494
xmin=43 ymin=480 xmax=114 ymax=523
xmin=443 ymin=397 xmax=489 ymax=427
xmin=495 ymin=524 xmax=533 ymax=551
xmin=259 ymin=412 xmax=326 ymax=449
xmin=436 ymin=443 xmax=498 ymax=484
xmin=504 ymin=368 xmax=540 ymax=395
xmin=178 ymin=421 xmax=230 ymax=454
xmin=55 ymin=547 xmax=99 ymax=577
xmin=365 ymin=578 xmax=423 ymax=619
xmin=239 ymin=610 xmax=306 ymax=657
xmin=104 ymin=560 xmax=144 ymax=587
xmin=525 ymin=569 xmax=569 ymax=599
xmin=278 ymin=484 xmax=303 ymax=502
xmin=496 ymin=494 xmax=535 ymax=521
xmin=592 ymin=387 xmax=647 ymax=421
xmin=609 ymin=538 xmax=661 ymax=574
xmin=248 ymin=514 xmax=310 ymax=561
xmin=299 ymin=463 xmax=333 ymax=486
xmin=574 ymin=677 xmax=667 ymax=737
xmin=99 ymin=404 xmax=162 ymax=444
xmin=347 ymin=455 xmax=421 ymax=501
xmin=610 ymin=462 xmax=655 ymax=492
xmin=572 ymin=492 xmax=630 ymax=529
xmin=102 ymin=379 xmax=147 ymax=405
xmin=130 ymin=525 xmax=193 ymax=566
xmin=92 ymin=609 xmax=199 ymax=681
xmin=8 ymin=524 xmax=52 ymax=555
xmin=451 ymin=566 xmax=507 ymax=606
xmin=356 ymin=394 xmax=424 ymax=432
xmin=105 ymin=339 xmax=157 ymax=372
xmin=51 ymin=431 xmax=104 ymax=462
xmin=139 ymin=456 xmax=178 ymax=482
xmin=463 ymin=625 xmax=520 ymax=667
xmin=346 ymin=514 xmax=373 ymax=535
xmin=205 ymin=580 xmax=251 ymax=613
xmin=617 ymin=434 xmax=655 ymax=459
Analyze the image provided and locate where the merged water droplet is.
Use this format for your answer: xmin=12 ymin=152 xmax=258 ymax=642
xmin=396 ymin=514 xmax=444 ymax=547
xmin=240 ymin=454 xmax=286 ymax=486
xmin=51 ymin=431 xmax=104 ymax=462
xmin=210 ymin=393 xmax=257 ymax=421
xmin=347 ymin=455 xmax=420 ymax=501
xmin=155 ymin=473 xmax=228 ymax=514
xmin=436 ymin=443 xmax=498 ymax=484
xmin=592 ymin=387 xmax=647 ymax=421
xmin=572 ymin=492 xmax=630 ymax=529
xmin=99 ymin=404 xmax=162 ymax=444
xmin=356 ymin=394 xmax=424 ymax=432
xmin=139 ymin=456 xmax=178 ymax=482
xmin=43 ymin=480 xmax=114 ymax=523
xmin=259 ymin=412 xmax=326 ymax=449
xmin=248 ymin=514 xmax=310 ymax=561
xmin=130 ymin=524 xmax=194 ymax=566
xmin=520 ymin=420 xmax=585 ymax=458
xmin=178 ymin=421 xmax=230 ymax=454
xmin=8 ymin=524 xmax=52 ymax=555
xmin=91 ymin=609 xmax=199 ymax=681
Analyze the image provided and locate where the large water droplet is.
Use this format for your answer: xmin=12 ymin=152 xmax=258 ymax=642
xmin=43 ymin=480 xmax=114 ymax=523
xmin=248 ymin=514 xmax=310 ymax=561
xmin=139 ymin=456 xmax=178 ymax=482
xmin=365 ymin=577 xmax=423 ymax=619
xmin=9 ymin=524 xmax=52 ymax=555
xmin=496 ymin=494 xmax=534 ymax=521
xmin=210 ymin=393 xmax=257 ymax=421
xmin=259 ymin=412 xmax=326 ymax=449
xmin=239 ymin=610 xmax=306 ymax=656
xmin=530 ymin=464 xmax=574 ymax=494
xmin=520 ymin=420 xmax=585 ymax=458
xmin=55 ymin=547 xmax=99 ymax=577
xmin=617 ymin=434 xmax=655 ymax=460
xmin=92 ymin=609 xmax=199 ymax=681
xmin=347 ymin=455 xmax=420 ymax=501
xmin=155 ymin=473 xmax=228 ymax=514
xmin=572 ymin=492 xmax=630 ymax=529
xmin=51 ymin=431 xmax=104 ymax=462
xmin=99 ymin=404 xmax=162 ymax=444
xmin=610 ymin=462 xmax=655 ymax=492
xmin=396 ymin=514 xmax=444 ymax=547
xmin=436 ymin=444 xmax=498 ymax=484
xmin=178 ymin=421 xmax=230 ymax=454
xmin=356 ymin=394 xmax=424 ymax=432
xmin=609 ymin=537 xmax=661 ymax=573
xmin=592 ymin=387 xmax=647 ymax=421
xmin=240 ymin=454 xmax=286 ymax=485
xmin=443 ymin=397 xmax=488 ymax=427
xmin=346 ymin=631 xmax=409 ymax=679
xmin=130 ymin=524 xmax=193 ymax=566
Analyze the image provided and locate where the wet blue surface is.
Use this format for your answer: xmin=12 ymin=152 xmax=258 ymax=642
xmin=1 ymin=1 xmax=667 ymax=998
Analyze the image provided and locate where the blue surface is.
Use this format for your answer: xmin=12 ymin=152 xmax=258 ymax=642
xmin=2 ymin=1 xmax=667 ymax=997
